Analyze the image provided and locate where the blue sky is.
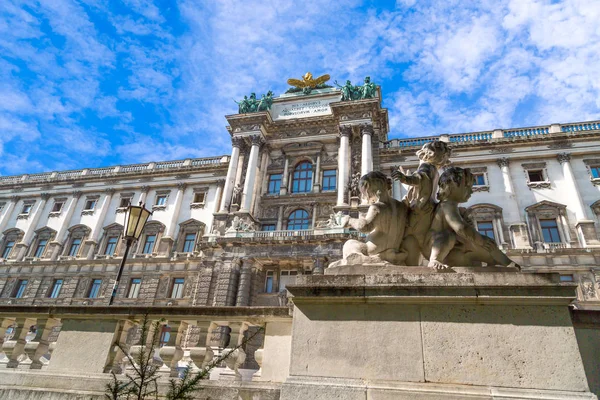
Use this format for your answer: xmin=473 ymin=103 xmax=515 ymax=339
xmin=1 ymin=0 xmax=599 ymax=176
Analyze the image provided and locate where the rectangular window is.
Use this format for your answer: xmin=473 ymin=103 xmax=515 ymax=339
xmin=182 ymin=233 xmax=196 ymax=253
xmin=48 ymin=279 xmax=63 ymax=298
xmin=171 ymin=278 xmax=185 ymax=298
xmin=155 ymin=195 xmax=167 ymax=206
xmin=34 ymin=239 xmax=48 ymax=258
xmin=21 ymin=203 xmax=33 ymax=215
xmin=193 ymin=192 xmax=206 ymax=204
xmin=84 ymin=199 xmax=97 ymax=211
xmin=322 ymin=170 xmax=337 ymax=191
xmin=473 ymin=173 xmax=486 ymax=186
xmin=2 ymin=241 xmax=15 ymax=259
xmin=540 ymin=219 xmax=561 ymax=243
xmin=127 ymin=278 xmax=141 ymax=298
xmin=268 ymin=174 xmax=282 ymax=194
xmin=559 ymin=274 xmax=574 ymax=282
xmin=68 ymin=238 xmax=81 ymax=257
xmin=261 ymin=224 xmax=276 ymax=231
xmin=119 ymin=197 xmax=131 ymax=208
xmin=279 ymin=270 xmax=298 ymax=290
xmin=142 ymin=235 xmax=156 ymax=254
xmin=591 ymin=166 xmax=600 ymax=179
xmin=51 ymin=201 xmax=64 ymax=213
xmin=14 ymin=279 xmax=28 ymax=298
xmin=265 ymin=270 xmax=274 ymax=293
xmin=88 ymin=279 xmax=102 ymax=298
xmin=527 ymin=170 xmax=544 ymax=182
xmin=105 ymin=236 xmax=118 ymax=255
xmin=477 ymin=221 xmax=495 ymax=240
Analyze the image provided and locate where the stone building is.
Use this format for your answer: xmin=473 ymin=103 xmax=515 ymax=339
xmin=0 ymin=81 xmax=599 ymax=398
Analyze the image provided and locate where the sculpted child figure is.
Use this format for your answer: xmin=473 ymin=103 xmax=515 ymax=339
xmin=339 ymin=171 xmax=408 ymax=265
xmin=392 ymin=141 xmax=451 ymax=265
xmin=424 ymin=166 xmax=519 ymax=270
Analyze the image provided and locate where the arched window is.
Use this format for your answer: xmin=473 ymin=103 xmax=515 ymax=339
xmin=291 ymin=162 xmax=313 ymax=193
xmin=0 ymin=228 xmax=24 ymax=260
xmin=287 ymin=209 xmax=310 ymax=230
xmin=63 ymin=225 xmax=91 ymax=259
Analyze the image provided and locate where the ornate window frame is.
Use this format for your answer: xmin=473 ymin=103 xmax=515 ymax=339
xmin=116 ymin=192 xmax=134 ymax=213
xmin=525 ymin=200 xmax=572 ymax=249
xmin=190 ymin=187 xmax=208 ymax=209
xmin=153 ymin=190 xmax=171 ymax=211
xmin=96 ymin=223 xmax=124 ymax=259
xmin=469 ymin=167 xmax=489 ymax=192
xmin=582 ymin=158 xmax=600 ymax=186
xmin=49 ymin=198 xmax=67 ymax=218
xmin=82 ymin=195 xmax=100 ymax=216
xmin=286 ymin=207 xmax=311 ymax=230
xmin=134 ymin=221 xmax=165 ymax=257
xmin=17 ymin=200 xmax=35 ymax=220
xmin=60 ymin=224 xmax=91 ymax=260
xmin=467 ymin=203 xmax=507 ymax=247
xmin=290 ymin=160 xmax=314 ymax=194
xmin=522 ymin=162 xmax=551 ymax=189
xmin=174 ymin=219 xmax=205 ymax=255
xmin=27 ymin=227 xmax=57 ymax=260
xmin=0 ymin=228 xmax=24 ymax=260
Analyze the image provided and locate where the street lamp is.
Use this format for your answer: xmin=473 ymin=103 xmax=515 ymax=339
xmin=109 ymin=203 xmax=152 ymax=305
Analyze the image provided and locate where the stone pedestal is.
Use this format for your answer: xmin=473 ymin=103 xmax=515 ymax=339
xmin=281 ymin=268 xmax=596 ymax=400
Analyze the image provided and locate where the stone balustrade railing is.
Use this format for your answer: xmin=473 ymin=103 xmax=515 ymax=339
xmin=0 ymin=156 xmax=229 ymax=186
xmin=383 ymin=120 xmax=600 ymax=149
xmin=0 ymin=306 xmax=290 ymax=383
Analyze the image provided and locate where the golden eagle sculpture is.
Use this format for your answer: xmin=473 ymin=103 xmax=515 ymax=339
xmin=286 ymin=72 xmax=332 ymax=94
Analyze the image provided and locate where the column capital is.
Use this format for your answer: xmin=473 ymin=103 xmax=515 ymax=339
xmin=40 ymin=192 xmax=51 ymax=200
xmin=360 ymin=124 xmax=374 ymax=137
xmin=216 ymin=179 xmax=226 ymax=186
xmin=72 ymin=190 xmax=83 ymax=199
xmin=249 ymin=134 xmax=265 ymax=147
xmin=496 ymin=158 xmax=510 ymax=168
xmin=557 ymin=152 xmax=571 ymax=164
xmin=10 ymin=195 xmax=21 ymax=202
xmin=176 ymin=182 xmax=187 ymax=191
xmin=231 ymin=136 xmax=245 ymax=149
xmin=104 ymin=187 xmax=116 ymax=195
xmin=339 ymin=125 xmax=352 ymax=138
xmin=140 ymin=185 xmax=151 ymax=194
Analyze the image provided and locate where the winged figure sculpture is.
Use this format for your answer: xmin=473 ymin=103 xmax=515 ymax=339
xmin=286 ymin=72 xmax=332 ymax=94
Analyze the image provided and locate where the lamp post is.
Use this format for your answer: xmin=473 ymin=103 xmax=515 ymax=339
xmin=109 ymin=203 xmax=152 ymax=306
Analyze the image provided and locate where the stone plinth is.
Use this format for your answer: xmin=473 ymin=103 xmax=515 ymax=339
xmin=281 ymin=268 xmax=596 ymax=400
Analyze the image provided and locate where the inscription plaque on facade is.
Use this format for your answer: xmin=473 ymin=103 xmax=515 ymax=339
xmin=270 ymin=95 xmax=340 ymax=121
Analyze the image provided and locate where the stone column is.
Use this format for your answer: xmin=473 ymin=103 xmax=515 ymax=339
xmin=241 ymin=135 xmax=264 ymax=212
xmin=213 ymin=180 xmax=224 ymax=213
xmin=219 ymin=137 xmax=244 ymax=212
xmin=219 ymin=322 xmax=250 ymax=381
xmin=159 ymin=182 xmax=186 ymax=255
xmin=3 ymin=317 xmax=36 ymax=368
xmin=0 ymin=196 xmax=20 ymax=236
xmin=235 ymin=259 xmax=253 ymax=306
xmin=23 ymin=318 xmax=61 ymax=369
xmin=50 ymin=191 xmax=82 ymax=261
xmin=391 ymin=166 xmax=403 ymax=201
xmin=276 ymin=206 xmax=284 ymax=230
xmin=15 ymin=193 xmax=51 ymax=261
xmin=85 ymin=188 xmax=115 ymax=259
xmin=139 ymin=185 xmax=150 ymax=205
xmin=188 ymin=321 xmax=215 ymax=372
xmin=280 ymin=156 xmax=290 ymax=195
xmin=313 ymin=152 xmax=322 ymax=193
xmin=158 ymin=320 xmax=189 ymax=377
xmin=360 ymin=124 xmax=374 ymax=176
xmin=312 ymin=203 xmax=318 ymax=228
xmin=557 ymin=153 xmax=599 ymax=247
xmin=497 ymin=158 xmax=531 ymax=249
xmin=337 ymin=126 xmax=352 ymax=206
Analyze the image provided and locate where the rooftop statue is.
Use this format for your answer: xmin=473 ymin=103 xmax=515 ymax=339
xmin=234 ymin=91 xmax=274 ymax=114
xmin=286 ymin=72 xmax=332 ymax=94
xmin=334 ymin=76 xmax=378 ymax=101
xmin=423 ymin=166 xmax=520 ymax=270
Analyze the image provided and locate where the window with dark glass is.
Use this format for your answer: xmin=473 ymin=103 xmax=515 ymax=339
xmin=171 ymin=278 xmax=185 ymax=298
xmin=193 ymin=192 xmax=206 ymax=204
xmin=265 ymin=270 xmax=274 ymax=293
xmin=68 ymin=238 xmax=81 ymax=257
xmin=88 ymin=279 xmax=102 ymax=298
xmin=477 ymin=221 xmax=495 ymax=240
xmin=291 ymin=162 xmax=313 ymax=193
xmin=128 ymin=278 xmax=141 ymax=298
xmin=322 ymin=170 xmax=337 ymax=191
xmin=527 ymin=170 xmax=544 ymax=182
xmin=591 ymin=166 xmax=600 ymax=179
xmin=261 ymin=224 xmax=276 ymax=231
xmin=287 ymin=209 xmax=310 ymax=230
xmin=473 ymin=173 xmax=486 ymax=186
xmin=34 ymin=239 xmax=48 ymax=258
xmin=2 ymin=241 xmax=14 ymax=259
xmin=51 ymin=201 xmax=64 ymax=213
xmin=267 ymin=174 xmax=282 ymax=194
xmin=105 ymin=236 xmax=118 ymax=255
xmin=540 ymin=219 xmax=561 ymax=243
xmin=14 ymin=279 xmax=28 ymax=298
xmin=21 ymin=203 xmax=33 ymax=215
xmin=48 ymin=279 xmax=63 ymax=298
xmin=142 ymin=235 xmax=156 ymax=254
xmin=119 ymin=197 xmax=131 ymax=208
xmin=182 ymin=233 xmax=196 ymax=253
xmin=84 ymin=199 xmax=97 ymax=210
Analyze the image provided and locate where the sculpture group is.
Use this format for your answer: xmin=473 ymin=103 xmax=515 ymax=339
xmin=336 ymin=141 xmax=519 ymax=271
xmin=335 ymin=76 xmax=377 ymax=101
xmin=235 ymin=91 xmax=274 ymax=114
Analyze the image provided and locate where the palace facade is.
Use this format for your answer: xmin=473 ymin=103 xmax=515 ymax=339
xmin=0 ymin=84 xmax=599 ymax=398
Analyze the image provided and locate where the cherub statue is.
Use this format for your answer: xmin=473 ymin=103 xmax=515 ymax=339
xmin=336 ymin=171 xmax=408 ymax=265
xmin=392 ymin=141 xmax=451 ymax=265
xmin=423 ymin=167 xmax=520 ymax=270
